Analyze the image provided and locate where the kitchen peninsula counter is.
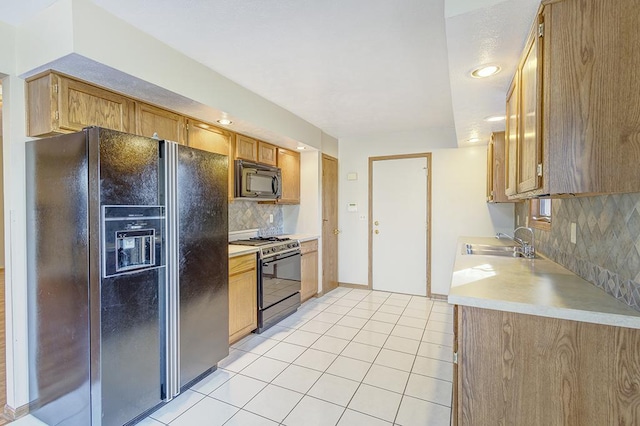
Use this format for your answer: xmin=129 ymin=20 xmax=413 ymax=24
xmin=448 ymin=236 xmax=640 ymax=329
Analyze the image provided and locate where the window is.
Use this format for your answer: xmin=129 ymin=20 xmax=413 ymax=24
xmin=529 ymin=198 xmax=551 ymax=231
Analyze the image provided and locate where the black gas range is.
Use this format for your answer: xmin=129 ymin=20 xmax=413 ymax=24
xmin=229 ymin=236 xmax=301 ymax=332
xmin=230 ymin=236 xmax=300 ymax=258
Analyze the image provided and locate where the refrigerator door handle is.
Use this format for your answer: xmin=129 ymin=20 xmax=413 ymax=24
xmin=165 ymin=140 xmax=181 ymax=400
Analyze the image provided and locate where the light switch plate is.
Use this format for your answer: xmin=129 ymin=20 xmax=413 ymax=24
xmin=570 ymin=222 xmax=577 ymax=244
xmin=269 ymin=214 xmax=274 ymax=223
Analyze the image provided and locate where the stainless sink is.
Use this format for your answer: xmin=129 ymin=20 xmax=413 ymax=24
xmin=461 ymin=243 xmax=522 ymax=257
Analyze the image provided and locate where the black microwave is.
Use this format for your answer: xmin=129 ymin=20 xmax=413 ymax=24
xmin=235 ymin=160 xmax=282 ymax=200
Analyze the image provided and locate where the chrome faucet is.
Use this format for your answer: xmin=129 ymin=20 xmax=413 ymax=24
xmin=496 ymin=227 xmax=535 ymax=258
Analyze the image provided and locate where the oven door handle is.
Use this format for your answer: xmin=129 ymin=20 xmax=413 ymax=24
xmin=263 ymin=251 xmax=301 ymax=265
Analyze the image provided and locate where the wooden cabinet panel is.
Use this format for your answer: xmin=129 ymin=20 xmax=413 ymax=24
xmin=258 ymin=141 xmax=277 ymax=166
xmin=27 ymin=72 xmax=136 ymax=137
xmin=136 ymin=103 xmax=185 ymax=144
xmin=228 ymin=254 xmax=257 ymax=344
xmin=486 ymin=132 xmax=513 ymax=203
xmin=235 ymin=134 xmax=258 ymax=162
xmin=300 ymin=240 xmax=318 ymax=302
xmin=277 ymin=148 xmax=301 ymax=204
xmin=517 ymin=24 xmax=542 ymax=194
xmin=455 ymin=306 xmax=640 ymax=425
xmin=506 ymin=0 xmax=640 ymax=198
xmin=505 ymin=73 xmax=518 ymax=197
xmin=187 ymin=120 xmax=235 ymax=200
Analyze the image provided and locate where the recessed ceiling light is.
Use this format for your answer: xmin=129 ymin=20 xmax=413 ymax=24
xmin=484 ymin=115 xmax=506 ymax=122
xmin=468 ymin=137 xmax=481 ymax=143
xmin=217 ymin=118 xmax=232 ymax=125
xmin=471 ymin=65 xmax=501 ymax=78
xmin=296 ymin=146 xmax=306 ymax=150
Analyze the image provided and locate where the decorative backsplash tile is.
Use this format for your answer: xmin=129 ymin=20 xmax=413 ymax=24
xmin=515 ymin=193 xmax=640 ymax=312
xmin=228 ymin=200 xmax=283 ymax=236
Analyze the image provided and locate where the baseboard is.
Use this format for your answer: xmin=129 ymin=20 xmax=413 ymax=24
xmin=338 ymin=282 xmax=371 ymax=290
xmin=4 ymin=402 xmax=29 ymax=421
xmin=430 ymin=293 xmax=448 ymax=301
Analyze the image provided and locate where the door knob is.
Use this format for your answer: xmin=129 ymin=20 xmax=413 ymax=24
xmin=334 ymin=229 xmax=341 ymax=235
xmin=375 ymin=230 xmax=380 ymax=234
xmin=374 ymin=221 xmax=379 ymax=226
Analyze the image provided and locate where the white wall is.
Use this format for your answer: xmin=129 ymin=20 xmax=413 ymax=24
xmin=338 ymin=129 xmax=513 ymax=295
xmin=321 ymin=132 xmax=339 ymax=158
xmin=15 ymin=0 xmax=324 ymax=151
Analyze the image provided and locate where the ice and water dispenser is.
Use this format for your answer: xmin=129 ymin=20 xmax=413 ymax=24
xmin=102 ymin=206 xmax=166 ymax=277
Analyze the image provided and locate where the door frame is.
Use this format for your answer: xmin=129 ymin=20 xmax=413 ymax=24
xmin=321 ymin=154 xmax=338 ymax=296
xmin=368 ymin=153 xmax=432 ymax=297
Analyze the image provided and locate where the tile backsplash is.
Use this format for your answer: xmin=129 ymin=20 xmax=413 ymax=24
xmin=516 ymin=193 xmax=640 ymax=311
xmin=228 ymin=200 xmax=283 ymax=236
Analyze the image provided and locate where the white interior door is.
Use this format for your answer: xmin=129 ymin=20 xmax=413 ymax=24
xmin=372 ymin=157 xmax=428 ymax=296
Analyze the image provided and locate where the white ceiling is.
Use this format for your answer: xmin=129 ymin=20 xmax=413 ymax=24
xmin=0 ymin=0 xmax=539 ymax=146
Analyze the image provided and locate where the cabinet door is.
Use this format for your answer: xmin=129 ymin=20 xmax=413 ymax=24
xmin=278 ymin=148 xmax=301 ymax=204
xmin=300 ymin=240 xmax=318 ymax=302
xmin=505 ymin=72 xmax=518 ymax=197
xmin=517 ymin=24 xmax=542 ymax=193
xmin=486 ymin=140 xmax=495 ymax=202
xmin=236 ymin=134 xmax=258 ymax=162
xmin=187 ymin=120 xmax=235 ymax=200
xmin=137 ymin=103 xmax=185 ymax=144
xmin=487 ymin=132 xmax=511 ymax=203
xmin=258 ymin=141 xmax=278 ymax=166
xmin=41 ymin=74 xmax=136 ymax=135
xmin=229 ymin=254 xmax=257 ymax=344
xmin=453 ymin=305 xmax=459 ymax=426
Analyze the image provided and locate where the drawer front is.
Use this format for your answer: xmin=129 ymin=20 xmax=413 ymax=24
xmin=229 ymin=253 xmax=256 ymax=275
xmin=300 ymin=239 xmax=318 ymax=254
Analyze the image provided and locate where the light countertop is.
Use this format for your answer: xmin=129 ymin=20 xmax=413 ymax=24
xmin=448 ymin=236 xmax=640 ymax=329
xmin=228 ymin=234 xmax=319 ymax=257
xmin=281 ymin=234 xmax=319 ymax=242
xmin=228 ymin=245 xmax=259 ymax=258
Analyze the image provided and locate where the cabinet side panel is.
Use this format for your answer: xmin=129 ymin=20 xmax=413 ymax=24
xmin=26 ymin=74 xmax=55 ymax=137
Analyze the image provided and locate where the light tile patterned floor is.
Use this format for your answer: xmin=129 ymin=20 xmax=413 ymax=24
xmin=13 ymin=288 xmax=454 ymax=426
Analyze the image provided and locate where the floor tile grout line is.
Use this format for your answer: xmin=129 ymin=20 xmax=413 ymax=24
xmin=149 ymin=289 xmax=452 ymax=425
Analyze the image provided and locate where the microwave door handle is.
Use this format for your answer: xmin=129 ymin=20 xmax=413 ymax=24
xmin=272 ymin=175 xmax=280 ymax=194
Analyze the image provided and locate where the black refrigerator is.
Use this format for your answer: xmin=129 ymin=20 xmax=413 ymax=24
xmin=26 ymin=127 xmax=229 ymax=425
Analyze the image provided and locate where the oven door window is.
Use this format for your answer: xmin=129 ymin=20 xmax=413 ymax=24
xmin=261 ymin=252 xmax=301 ymax=309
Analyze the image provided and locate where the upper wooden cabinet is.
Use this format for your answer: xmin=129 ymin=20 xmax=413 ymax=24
xmin=486 ymin=132 xmax=513 ymax=203
xmin=235 ymin=134 xmax=258 ymax=162
xmin=257 ymin=141 xmax=277 ymax=166
xmin=26 ymin=72 xmax=135 ymax=136
xmin=507 ymin=0 xmax=640 ymax=198
xmin=505 ymin=72 xmax=518 ymax=197
xmin=187 ymin=120 xmax=235 ymax=200
xmin=136 ymin=102 xmax=185 ymax=145
xmin=277 ymin=148 xmax=301 ymax=204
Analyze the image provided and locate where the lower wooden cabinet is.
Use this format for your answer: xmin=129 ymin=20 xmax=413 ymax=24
xmin=300 ymin=240 xmax=318 ymax=302
xmin=454 ymin=305 xmax=640 ymax=425
xmin=228 ymin=253 xmax=258 ymax=344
